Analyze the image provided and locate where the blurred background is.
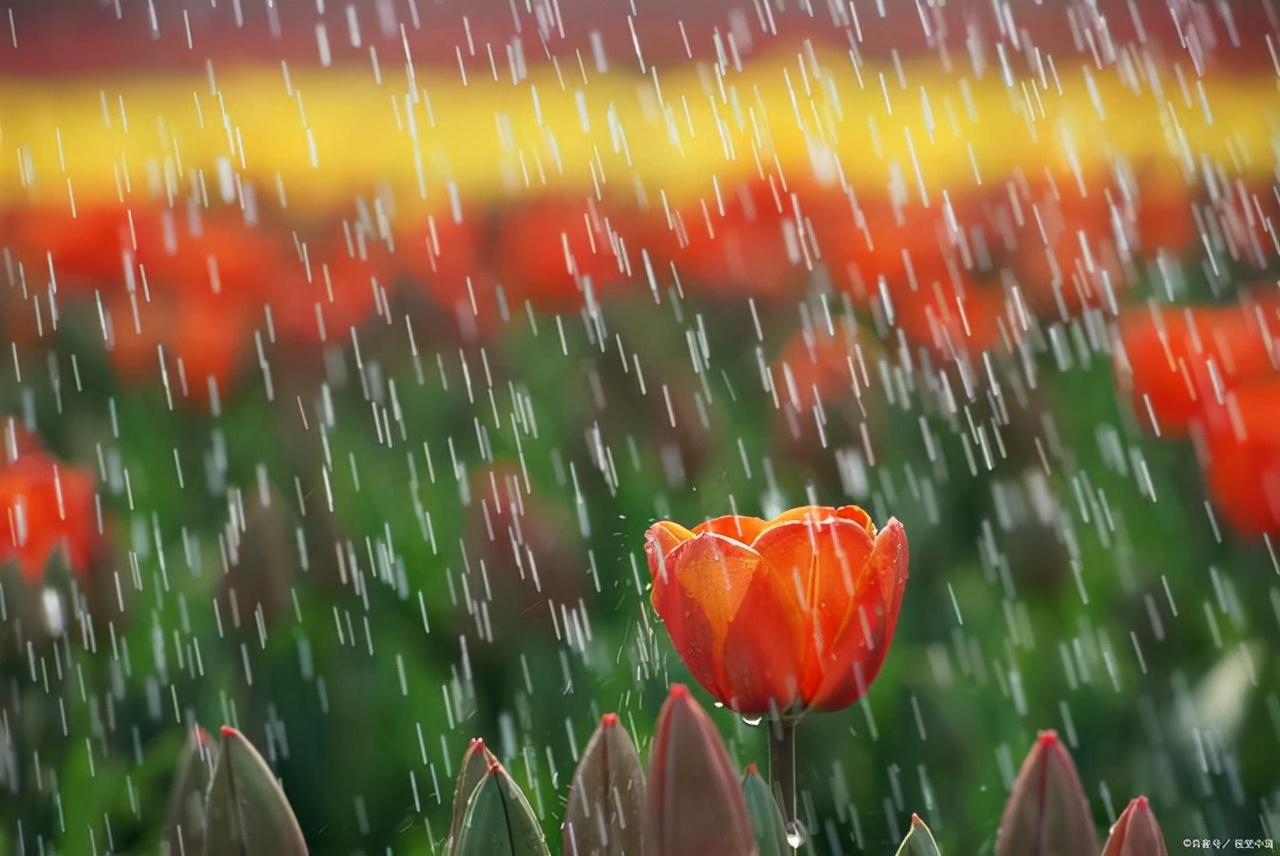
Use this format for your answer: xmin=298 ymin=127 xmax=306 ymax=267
xmin=1 ymin=0 xmax=1279 ymax=852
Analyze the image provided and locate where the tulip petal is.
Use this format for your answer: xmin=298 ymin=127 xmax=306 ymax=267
xmin=719 ymin=557 xmax=806 ymax=713
xmin=692 ymin=515 xmax=770 ymax=543
xmin=752 ymin=517 xmax=876 ymax=696
xmin=644 ymin=521 xmax=695 ymax=574
xmin=649 ymin=533 xmax=765 ymax=704
xmin=804 ymin=518 xmax=909 ymax=711
xmin=754 ymin=505 xmax=873 ymax=536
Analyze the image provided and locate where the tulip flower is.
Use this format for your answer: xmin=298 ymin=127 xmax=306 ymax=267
xmin=1103 ymin=796 xmax=1169 ymax=856
xmin=996 ymin=731 xmax=1098 ymax=856
xmin=1119 ymin=298 xmax=1280 ymax=437
xmin=651 ymin=177 xmax=806 ymax=300
xmin=0 ymin=436 xmax=99 ymax=584
xmin=1119 ymin=296 xmax=1280 ymax=535
xmin=646 ymin=684 xmax=756 ymax=856
xmin=644 ymin=505 xmax=908 ymax=715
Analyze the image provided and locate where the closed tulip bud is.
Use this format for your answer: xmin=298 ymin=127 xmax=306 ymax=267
xmin=165 ymin=726 xmax=216 ymax=856
xmin=895 ymin=814 xmax=941 ymax=856
xmin=563 ymin=713 xmax=646 ymax=855
xmin=205 ymin=726 xmax=307 ymax=856
xmin=1103 ymin=797 xmax=1168 ymax=856
xmin=644 ymin=505 xmax=908 ymax=715
xmin=453 ymin=762 xmax=550 ymax=856
xmin=646 ymin=685 xmax=757 ymax=856
xmin=449 ymin=738 xmax=500 ymax=848
xmin=996 ymin=731 xmax=1097 ymax=856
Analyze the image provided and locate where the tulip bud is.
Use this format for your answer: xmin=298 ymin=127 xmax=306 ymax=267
xmin=449 ymin=738 xmax=500 ymax=848
xmin=996 ymin=731 xmax=1097 ymax=856
xmin=895 ymin=814 xmax=941 ymax=856
xmin=453 ymin=762 xmax=550 ymax=856
xmin=563 ymin=713 xmax=646 ymax=855
xmin=164 ymin=726 xmax=216 ymax=856
xmin=1103 ymin=797 xmax=1169 ymax=856
xmin=741 ymin=763 xmax=788 ymax=856
xmin=645 ymin=685 xmax=757 ymax=856
xmin=205 ymin=726 xmax=307 ymax=856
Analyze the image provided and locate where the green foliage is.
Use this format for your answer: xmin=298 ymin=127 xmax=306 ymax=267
xmin=452 ymin=765 xmax=549 ymax=856
xmin=741 ymin=766 xmax=789 ymax=856
xmin=895 ymin=815 xmax=941 ymax=856
xmin=205 ymin=727 xmax=307 ymax=856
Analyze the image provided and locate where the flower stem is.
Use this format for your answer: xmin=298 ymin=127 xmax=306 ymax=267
xmin=769 ymin=717 xmax=804 ymax=850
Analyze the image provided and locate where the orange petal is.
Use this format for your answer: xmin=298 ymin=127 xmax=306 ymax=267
xmin=756 ymin=505 xmax=873 ymax=538
xmin=720 ymin=560 xmax=806 ymax=714
xmin=806 ymin=518 xmax=909 ymax=711
xmin=691 ymin=515 xmax=769 ymax=543
xmin=753 ymin=517 xmax=876 ymax=695
xmin=645 ymin=522 xmax=695 ymax=571
xmin=649 ymin=533 xmax=765 ymax=706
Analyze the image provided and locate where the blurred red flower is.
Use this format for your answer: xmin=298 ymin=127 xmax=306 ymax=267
xmin=650 ymin=177 xmax=809 ymax=300
xmin=644 ymin=505 xmax=908 ymax=715
xmin=1120 ymin=293 xmax=1280 ymax=535
xmin=0 ymin=435 xmax=99 ymax=584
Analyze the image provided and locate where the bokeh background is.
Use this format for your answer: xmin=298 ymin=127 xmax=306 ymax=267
xmin=2 ymin=0 xmax=1279 ymax=852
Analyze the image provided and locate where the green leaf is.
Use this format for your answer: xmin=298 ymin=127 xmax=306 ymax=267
xmin=453 ymin=763 xmax=550 ymax=856
xmin=562 ymin=713 xmax=645 ymax=855
xmin=895 ymin=814 xmax=941 ymax=856
xmin=741 ymin=764 xmax=788 ymax=856
xmin=449 ymin=738 xmax=499 ymax=849
xmin=165 ymin=726 xmax=216 ymax=856
xmin=205 ymin=726 xmax=307 ymax=856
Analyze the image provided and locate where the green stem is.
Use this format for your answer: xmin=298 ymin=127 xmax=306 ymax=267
xmin=768 ymin=717 xmax=804 ymax=850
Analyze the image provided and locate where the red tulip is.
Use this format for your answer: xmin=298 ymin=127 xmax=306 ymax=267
xmin=644 ymin=505 xmax=908 ymax=715
xmin=493 ymin=198 xmax=628 ymax=310
xmin=1199 ymin=378 xmax=1280 ymax=535
xmin=996 ymin=731 xmax=1098 ymax=856
xmin=652 ymin=178 xmax=806 ymax=300
xmin=1103 ymin=796 xmax=1169 ymax=856
xmin=813 ymin=192 xmax=969 ymax=303
xmin=1119 ymin=298 xmax=1280 ymax=436
xmin=0 ymin=436 xmax=99 ymax=584
xmin=1119 ymin=295 xmax=1280 ymax=536
xmin=646 ymin=684 xmax=756 ymax=856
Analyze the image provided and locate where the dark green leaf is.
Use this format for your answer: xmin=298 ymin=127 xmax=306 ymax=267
xmin=740 ymin=765 xmax=788 ymax=856
xmin=165 ymin=726 xmax=216 ymax=856
xmin=449 ymin=738 xmax=499 ymax=849
xmin=453 ymin=763 xmax=549 ymax=856
xmin=205 ymin=726 xmax=307 ymax=856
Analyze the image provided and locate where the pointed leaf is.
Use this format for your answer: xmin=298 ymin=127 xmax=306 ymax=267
xmin=563 ymin=713 xmax=646 ymax=855
xmin=450 ymin=738 xmax=499 ymax=848
xmin=165 ymin=726 xmax=217 ymax=856
xmin=453 ymin=763 xmax=550 ymax=856
xmin=1103 ymin=797 xmax=1169 ymax=856
xmin=996 ymin=731 xmax=1097 ymax=856
xmin=740 ymin=764 xmax=788 ymax=856
xmin=895 ymin=814 xmax=941 ymax=856
xmin=205 ymin=726 xmax=307 ymax=856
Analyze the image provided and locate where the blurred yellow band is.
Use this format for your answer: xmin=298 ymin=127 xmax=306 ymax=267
xmin=1 ymin=52 xmax=1276 ymax=218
